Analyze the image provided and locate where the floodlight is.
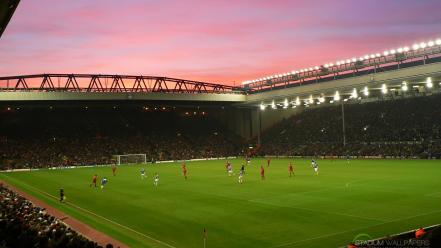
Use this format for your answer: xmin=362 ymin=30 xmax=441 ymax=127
xmin=420 ymin=42 xmax=427 ymax=48
xmin=397 ymin=47 xmax=403 ymax=53
xmin=351 ymin=88 xmax=358 ymax=98
xmin=284 ymin=98 xmax=289 ymax=108
xmin=346 ymin=59 xmax=351 ymax=63
xmin=370 ymin=54 xmax=375 ymax=59
xmin=336 ymin=62 xmax=341 ymax=66
xmin=381 ymin=84 xmax=388 ymax=94
xmin=324 ymin=64 xmax=329 ymax=68
xmin=436 ymin=39 xmax=441 ymax=45
xmin=314 ymin=66 xmax=319 ymax=70
xmin=390 ymin=49 xmax=396 ymax=54
xmin=334 ymin=91 xmax=340 ymax=101
xmin=426 ymin=77 xmax=433 ymax=88
xmin=359 ymin=57 xmax=364 ymax=61
xmin=401 ymin=82 xmax=408 ymax=91
xmin=375 ymin=53 xmax=381 ymax=57
xmin=403 ymin=46 xmax=409 ymax=52
xmin=413 ymin=44 xmax=420 ymax=50
xmin=329 ymin=63 xmax=334 ymax=66
xmin=383 ymin=51 xmax=389 ymax=56
xmin=260 ymin=103 xmax=266 ymax=110
xmin=351 ymin=58 xmax=357 ymax=62
xmin=364 ymin=55 xmax=369 ymax=60
xmin=428 ymin=41 xmax=434 ymax=47
xmin=295 ymin=97 xmax=300 ymax=106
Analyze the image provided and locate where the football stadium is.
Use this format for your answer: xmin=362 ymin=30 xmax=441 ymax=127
xmin=1 ymin=1 xmax=441 ymax=248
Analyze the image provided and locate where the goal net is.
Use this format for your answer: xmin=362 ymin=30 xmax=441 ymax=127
xmin=114 ymin=154 xmax=147 ymax=165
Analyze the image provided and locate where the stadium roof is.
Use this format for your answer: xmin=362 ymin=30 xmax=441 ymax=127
xmin=0 ymin=0 xmax=20 ymax=38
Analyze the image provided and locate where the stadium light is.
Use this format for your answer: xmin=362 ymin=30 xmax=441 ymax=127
xmin=363 ymin=86 xmax=369 ymax=96
xmin=309 ymin=95 xmax=314 ymax=104
xmin=283 ymin=98 xmax=289 ymax=108
xmin=334 ymin=91 xmax=340 ymax=101
xmin=295 ymin=96 xmax=300 ymax=106
xmin=412 ymin=44 xmax=420 ymax=50
xmin=402 ymin=81 xmax=408 ymax=91
xmin=242 ymin=37 xmax=441 ymax=86
xmin=260 ymin=102 xmax=266 ymax=111
xmin=271 ymin=100 xmax=276 ymax=109
xmin=351 ymin=88 xmax=358 ymax=98
xmin=318 ymin=95 xmax=325 ymax=103
xmin=426 ymin=77 xmax=433 ymax=88
xmin=381 ymin=84 xmax=388 ymax=94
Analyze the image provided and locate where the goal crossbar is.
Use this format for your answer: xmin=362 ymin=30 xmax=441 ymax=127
xmin=113 ymin=154 xmax=147 ymax=165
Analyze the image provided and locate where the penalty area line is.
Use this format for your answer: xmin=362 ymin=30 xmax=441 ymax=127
xmin=6 ymin=179 xmax=176 ymax=248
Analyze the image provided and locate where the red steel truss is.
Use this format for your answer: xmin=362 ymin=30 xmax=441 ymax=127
xmin=0 ymin=74 xmax=243 ymax=94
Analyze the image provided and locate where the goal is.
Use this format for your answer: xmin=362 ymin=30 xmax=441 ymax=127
xmin=114 ymin=154 xmax=147 ymax=165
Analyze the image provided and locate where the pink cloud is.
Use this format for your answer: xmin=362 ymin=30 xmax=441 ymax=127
xmin=0 ymin=0 xmax=441 ymax=85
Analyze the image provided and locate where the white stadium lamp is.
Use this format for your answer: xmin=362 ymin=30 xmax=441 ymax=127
xmin=412 ymin=44 xmax=420 ymax=50
xmin=363 ymin=86 xmax=369 ymax=96
xmin=402 ymin=82 xmax=408 ymax=91
xmin=283 ymin=98 xmax=289 ymax=108
xmin=351 ymin=88 xmax=358 ymax=98
xmin=436 ymin=39 xmax=441 ymax=45
xmin=426 ymin=77 xmax=433 ymax=88
xmin=271 ymin=100 xmax=276 ymax=109
xmin=260 ymin=103 xmax=266 ymax=111
xmin=334 ymin=91 xmax=340 ymax=101
xmin=381 ymin=84 xmax=388 ymax=94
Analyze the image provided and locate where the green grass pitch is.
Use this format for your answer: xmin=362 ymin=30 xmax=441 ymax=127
xmin=1 ymin=158 xmax=441 ymax=247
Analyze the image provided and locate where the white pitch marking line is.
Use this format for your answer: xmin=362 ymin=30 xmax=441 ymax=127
xmin=5 ymin=178 xmax=177 ymax=248
xmin=270 ymin=208 xmax=441 ymax=248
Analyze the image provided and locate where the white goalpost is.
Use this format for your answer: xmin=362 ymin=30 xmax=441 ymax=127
xmin=113 ymin=154 xmax=147 ymax=165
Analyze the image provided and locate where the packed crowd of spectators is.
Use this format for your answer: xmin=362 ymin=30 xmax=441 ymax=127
xmin=259 ymin=94 xmax=441 ymax=158
xmin=0 ymin=106 xmax=242 ymax=169
xmin=0 ymin=184 xmax=110 ymax=247
xmin=2 ymin=94 xmax=441 ymax=170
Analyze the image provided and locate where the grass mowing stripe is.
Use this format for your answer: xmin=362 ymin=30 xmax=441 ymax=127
xmin=270 ymin=208 xmax=441 ymax=248
xmin=248 ymin=198 xmax=384 ymax=223
xmin=1 ymin=174 xmax=176 ymax=248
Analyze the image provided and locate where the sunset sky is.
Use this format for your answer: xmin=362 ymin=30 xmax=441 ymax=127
xmin=1 ymin=0 xmax=441 ymax=85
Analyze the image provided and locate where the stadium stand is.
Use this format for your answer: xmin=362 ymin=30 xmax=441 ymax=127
xmin=0 ymin=105 xmax=242 ymax=169
xmin=258 ymin=93 xmax=441 ymax=158
xmin=0 ymin=183 xmax=111 ymax=248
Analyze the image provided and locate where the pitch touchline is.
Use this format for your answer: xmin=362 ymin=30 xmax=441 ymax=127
xmin=5 ymin=178 xmax=176 ymax=248
xmin=270 ymin=208 xmax=441 ymax=248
